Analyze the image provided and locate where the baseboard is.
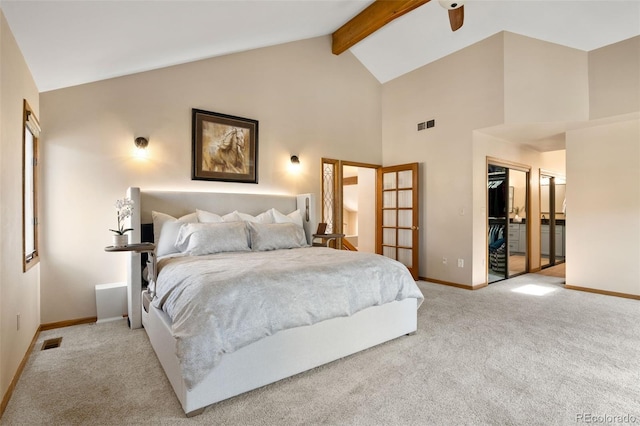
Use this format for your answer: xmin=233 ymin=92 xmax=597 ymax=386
xmin=564 ymin=285 xmax=640 ymax=300
xmin=0 ymin=328 xmax=40 ymax=419
xmin=420 ymin=277 xmax=487 ymax=290
xmin=39 ymin=316 xmax=97 ymax=331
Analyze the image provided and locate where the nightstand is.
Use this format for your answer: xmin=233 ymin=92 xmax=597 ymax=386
xmin=312 ymin=233 xmax=345 ymax=249
xmin=105 ymin=242 xmax=155 ymax=329
xmin=104 ymin=242 xmax=156 ymax=285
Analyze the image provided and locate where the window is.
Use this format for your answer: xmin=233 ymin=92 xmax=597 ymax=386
xmin=23 ymin=100 xmax=40 ymax=272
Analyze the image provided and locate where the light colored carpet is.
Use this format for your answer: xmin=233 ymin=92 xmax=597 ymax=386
xmin=3 ymin=274 xmax=640 ymax=425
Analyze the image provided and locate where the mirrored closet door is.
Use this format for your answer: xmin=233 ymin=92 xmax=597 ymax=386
xmin=487 ymin=159 xmax=530 ymax=284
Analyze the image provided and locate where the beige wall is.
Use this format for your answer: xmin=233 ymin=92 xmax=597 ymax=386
xmin=504 ymin=32 xmax=589 ymax=124
xmin=589 ymin=36 xmax=640 ymax=120
xmin=566 ymin=119 xmax=640 ymax=295
xmin=39 ymin=36 xmax=382 ymax=323
xmin=0 ymin=9 xmax=41 ymax=404
xmin=382 ymin=33 xmax=506 ymax=284
xmin=383 ymin=31 xmax=639 ymax=289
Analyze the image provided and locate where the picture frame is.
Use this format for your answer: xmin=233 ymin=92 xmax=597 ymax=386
xmin=315 ymin=223 xmax=327 ymax=235
xmin=192 ymin=108 xmax=258 ymax=183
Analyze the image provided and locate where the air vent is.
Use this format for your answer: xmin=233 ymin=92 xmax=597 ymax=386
xmin=417 ymin=119 xmax=435 ymax=131
xmin=41 ymin=337 xmax=62 ymax=350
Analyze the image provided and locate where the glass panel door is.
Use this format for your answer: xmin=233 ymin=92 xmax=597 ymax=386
xmin=321 ymin=158 xmax=339 ymax=235
xmin=377 ymin=163 xmax=419 ymax=279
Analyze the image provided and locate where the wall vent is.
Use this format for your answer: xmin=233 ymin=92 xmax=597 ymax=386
xmin=41 ymin=337 xmax=62 ymax=350
xmin=417 ymin=119 xmax=435 ymax=131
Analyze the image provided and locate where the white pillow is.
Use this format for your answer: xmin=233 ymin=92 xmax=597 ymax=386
xmin=271 ymin=208 xmax=303 ymax=228
xmin=222 ymin=211 xmax=242 ymax=222
xmin=175 ymin=222 xmax=250 ymax=256
xmin=152 ymin=211 xmax=198 ymax=257
xmin=248 ymin=222 xmax=308 ymax=251
xmin=196 ymin=209 xmax=224 ymax=223
xmin=237 ymin=210 xmax=274 ymax=224
xmin=217 ymin=210 xmax=274 ymax=223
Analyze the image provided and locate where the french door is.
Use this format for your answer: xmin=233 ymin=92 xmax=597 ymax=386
xmin=321 ymin=159 xmax=420 ymax=279
xmin=377 ymin=163 xmax=419 ymax=279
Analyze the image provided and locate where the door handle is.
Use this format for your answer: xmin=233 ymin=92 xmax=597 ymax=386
xmin=411 ymin=226 xmax=419 ymax=230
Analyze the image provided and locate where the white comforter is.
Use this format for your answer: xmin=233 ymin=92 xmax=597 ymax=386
xmin=153 ymin=247 xmax=424 ymax=389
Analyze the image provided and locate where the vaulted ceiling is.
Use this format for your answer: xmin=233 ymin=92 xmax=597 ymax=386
xmin=2 ymin=0 xmax=638 ymax=93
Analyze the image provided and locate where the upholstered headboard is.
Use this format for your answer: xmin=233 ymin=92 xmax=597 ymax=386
xmin=124 ymin=187 xmax=316 ymax=329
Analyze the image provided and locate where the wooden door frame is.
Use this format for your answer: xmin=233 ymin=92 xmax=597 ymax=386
xmin=486 ymin=157 xmax=531 ymax=282
xmin=321 ymin=158 xmax=381 ymax=249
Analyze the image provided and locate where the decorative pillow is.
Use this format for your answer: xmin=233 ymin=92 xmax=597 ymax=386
xmin=271 ymin=208 xmax=303 ymax=228
xmin=247 ymin=222 xmax=308 ymax=251
xmin=196 ymin=209 xmax=224 ymax=223
xmin=152 ymin=211 xmax=198 ymax=257
xmin=175 ymin=222 xmax=250 ymax=256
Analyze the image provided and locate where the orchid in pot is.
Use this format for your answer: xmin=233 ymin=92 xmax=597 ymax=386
xmin=110 ymin=197 xmax=134 ymax=247
xmin=513 ymin=206 xmax=524 ymax=223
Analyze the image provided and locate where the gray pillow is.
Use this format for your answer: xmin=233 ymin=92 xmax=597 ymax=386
xmin=175 ymin=222 xmax=250 ymax=255
xmin=247 ymin=222 xmax=308 ymax=251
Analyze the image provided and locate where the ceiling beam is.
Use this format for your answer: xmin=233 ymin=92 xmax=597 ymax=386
xmin=332 ymin=0 xmax=431 ymax=55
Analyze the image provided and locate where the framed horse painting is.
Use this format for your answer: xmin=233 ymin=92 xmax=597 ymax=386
xmin=191 ymin=108 xmax=259 ymax=183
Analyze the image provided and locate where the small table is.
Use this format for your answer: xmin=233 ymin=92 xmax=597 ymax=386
xmin=105 ymin=243 xmax=156 ymax=329
xmin=312 ymin=233 xmax=345 ymax=248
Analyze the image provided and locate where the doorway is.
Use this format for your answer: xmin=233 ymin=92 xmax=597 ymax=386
xmin=321 ymin=158 xmax=380 ymax=251
xmin=342 ymin=165 xmax=377 ymax=253
xmin=487 ymin=159 xmax=530 ymax=283
xmin=540 ymin=172 xmax=566 ymax=269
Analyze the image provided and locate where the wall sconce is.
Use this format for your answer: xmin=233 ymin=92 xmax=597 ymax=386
xmin=134 ymin=137 xmax=149 ymax=149
xmin=289 ymin=154 xmax=301 ymax=174
xmin=133 ymin=136 xmax=149 ymax=159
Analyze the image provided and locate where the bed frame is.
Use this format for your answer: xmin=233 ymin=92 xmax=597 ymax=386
xmin=125 ymin=187 xmax=418 ymax=416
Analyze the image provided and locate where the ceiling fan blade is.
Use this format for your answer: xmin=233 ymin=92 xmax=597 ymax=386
xmin=448 ymin=5 xmax=464 ymax=31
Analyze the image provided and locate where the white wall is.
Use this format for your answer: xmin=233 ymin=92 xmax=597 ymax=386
xmin=566 ymin=119 xmax=640 ymax=296
xmin=0 ymin=9 xmax=41 ymax=405
xmin=39 ymin=36 xmax=382 ymax=323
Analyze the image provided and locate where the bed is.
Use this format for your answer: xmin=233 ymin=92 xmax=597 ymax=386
xmin=125 ymin=187 xmax=423 ymax=416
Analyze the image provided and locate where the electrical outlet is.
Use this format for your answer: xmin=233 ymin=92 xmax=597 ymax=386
xmin=442 ymin=257 xmax=447 ymax=265
xmin=458 ymin=259 xmax=464 ymax=268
